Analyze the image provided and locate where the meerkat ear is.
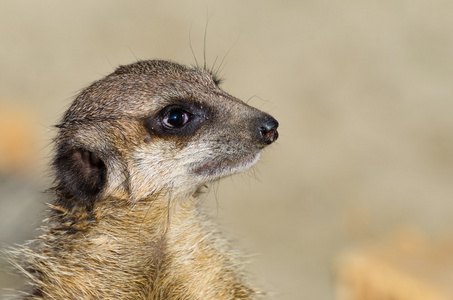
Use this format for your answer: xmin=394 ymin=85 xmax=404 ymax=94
xmin=54 ymin=144 xmax=107 ymax=205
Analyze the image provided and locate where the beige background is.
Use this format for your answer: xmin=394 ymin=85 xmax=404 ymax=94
xmin=1 ymin=1 xmax=453 ymax=299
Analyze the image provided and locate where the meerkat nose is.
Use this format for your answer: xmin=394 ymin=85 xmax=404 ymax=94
xmin=259 ymin=116 xmax=279 ymax=145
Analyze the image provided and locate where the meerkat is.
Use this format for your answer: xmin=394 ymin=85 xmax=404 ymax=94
xmin=11 ymin=60 xmax=278 ymax=299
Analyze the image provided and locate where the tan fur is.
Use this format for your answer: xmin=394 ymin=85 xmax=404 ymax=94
xmin=10 ymin=60 xmax=278 ymax=299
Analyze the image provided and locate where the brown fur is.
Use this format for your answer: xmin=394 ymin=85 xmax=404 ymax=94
xmin=11 ymin=60 xmax=278 ymax=299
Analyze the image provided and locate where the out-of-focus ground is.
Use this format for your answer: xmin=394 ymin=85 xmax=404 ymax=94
xmin=1 ymin=1 xmax=453 ymax=299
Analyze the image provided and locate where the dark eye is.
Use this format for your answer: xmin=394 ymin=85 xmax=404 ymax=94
xmin=163 ymin=108 xmax=190 ymax=128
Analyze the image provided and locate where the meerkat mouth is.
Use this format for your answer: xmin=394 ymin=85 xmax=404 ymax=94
xmin=191 ymin=151 xmax=261 ymax=178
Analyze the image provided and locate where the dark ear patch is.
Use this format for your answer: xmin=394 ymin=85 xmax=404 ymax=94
xmin=54 ymin=145 xmax=107 ymax=205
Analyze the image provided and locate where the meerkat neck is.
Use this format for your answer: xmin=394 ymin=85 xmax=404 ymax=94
xmin=26 ymin=194 xmax=258 ymax=299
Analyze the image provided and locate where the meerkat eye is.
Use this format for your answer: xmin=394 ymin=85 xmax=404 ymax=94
xmin=163 ymin=108 xmax=191 ymax=128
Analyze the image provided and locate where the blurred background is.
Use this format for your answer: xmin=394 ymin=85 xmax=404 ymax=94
xmin=1 ymin=1 xmax=453 ymax=299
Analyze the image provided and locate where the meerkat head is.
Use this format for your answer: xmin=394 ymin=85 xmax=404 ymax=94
xmin=53 ymin=60 xmax=278 ymax=207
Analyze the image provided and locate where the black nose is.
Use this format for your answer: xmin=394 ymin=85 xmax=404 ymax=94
xmin=259 ymin=117 xmax=279 ymax=145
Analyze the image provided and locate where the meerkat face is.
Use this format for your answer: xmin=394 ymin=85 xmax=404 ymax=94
xmin=53 ymin=60 xmax=278 ymax=204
